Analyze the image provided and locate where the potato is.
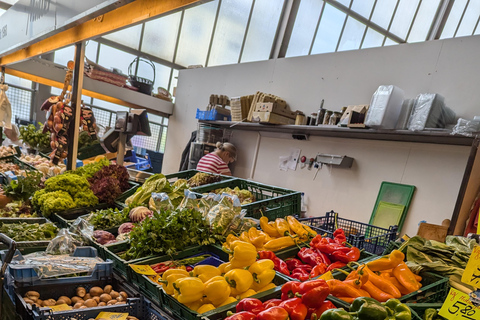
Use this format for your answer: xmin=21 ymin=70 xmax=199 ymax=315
xmin=107 ymin=300 xmax=117 ymax=306
xmin=25 ymin=291 xmax=40 ymax=299
xmin=109 ymin=291 xmax=119 ymax=299
xmin=116 ymin=296 xmax=124 ymax=302
xmin=99 ymin=294 xmax=112 ymax=303
xmin=93 ymin=296 xmax=100 ymax=304
xmin=42 ymin=299 xmax=56 ymax=307
xmin=58 ymin=296 xmax=72 ymax=305
xmin=56 ymin=299 xmax=67 ymax=305
xmin=36 ymin=299 xmax=43 ymax=306
xmin=84 ymin=294 xmax=92 ymax=300
xmin=119 ymin=291 xmax=128 ymax=300
xmin=76 ymin=287 xmax=86 ymax=298
xmin=73 ymin=302 xmax=83 ymax=309
xmin=83 ymin=299 xmax=97 ymax=308
xmin=79 ymin=306 xmax=87 ymax=309
xmin=25 ymin=295 xmax=38 ymax=302
xmin=23 ymin=298 xmax=34 ymax=305
xmin=103 ymin=285 xmax=112 ymax=294
xmin=116 ymin=301 xmax=126 ymax=305
xmin=71 ymin=297 xmax=84 ymax=304
xmin=89 ymin=287 xmax=103 ymax=297
xmin=97 ymin=302 xmax=107 ymax=307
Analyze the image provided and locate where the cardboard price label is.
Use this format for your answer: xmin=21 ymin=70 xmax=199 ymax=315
xmin=95 ymin=312 xmax=129 ymax=320
xmin=439 ymin=288 xmax=480 ymax=320
xmin=48 ymin=304 xmax=72 ymax=312
xmin=462 ymin=246 xmax=480 ymax=289
xmin=129 ymin=264 xmax=157 ymax=276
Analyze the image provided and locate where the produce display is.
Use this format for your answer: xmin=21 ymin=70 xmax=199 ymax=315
xmin=0 ymin=201 xmax=36 ymax=217
xmin=86 ymin=207 xmax=129 ymax=231
xmin=125 ymin=174 xmax=188 ymax=207
xmin=213 ymin=186 xmax=255 ymax=204
xmin=21 ymin=285 xmax=130 ymax=310
xmin=19 ymin=154 xmax=65 ymax=176
xmin=319 ymin=297 xmax=411 ymax=320
xmin=0 ymin=171 xmax=43 ymax=216
xmin=0 ymin=161 xmax=28 ymax=177
xmin=188 ymin=172 xmax=222 ymax=187
xmin=88 ymin=164 xmax=130 ymax=204
xmin=19 ymin=123 xmax=51 ymax=153
xmin=0 ymin=222 xmax=58 ymax=241
xmin=0 ymin=145 xmax=17 ymax=158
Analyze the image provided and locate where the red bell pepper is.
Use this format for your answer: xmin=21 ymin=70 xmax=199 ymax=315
xmin=332 ymin=246 xmax=361 ymax=263
xmin=310 ymin=300 xmax=336 ymax=320
xmin=313 ymin=248 xmax=331 ymax=265
xmin=298 ymin=247 xmax=325 ymax=267
xmin=281 ymin=281 xmax=302 ymax=300
xmin=309 ymin=263 xmax=327 ymax=278
xmin=258 ymin=250 xmax=277 ymax=260
xmin=273 ymin=257 xmax=290 ymax=276
xmin=334 ymin=229 xmax=347 ymax=244
xmin=298 ymin=279 xmax=330 ymax=308
xmin=290 ymin=267 xmax=310 ymax=281
xmin=257 ymin=306 xmax=290 ymax=320
xmin=285 ymin=258 xmax=303 ymax=271
xmin=279 ymin=297 xmax=308 ymax=320
xmin=326 ymin=261 xmax=347 ymax=272
xmin=263 ymin=299 xmax=283 ymax=309
xmin=236 ymin=298 xmax=265 ymax=314
xmin=224 ymin=311 xmax=257 ymax=320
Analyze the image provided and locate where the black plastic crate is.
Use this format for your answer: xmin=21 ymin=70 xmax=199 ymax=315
xmin=193 ymin=178 xmax=301 ymax=220
xmin=299 ymin=211 xmax=398 ymax=255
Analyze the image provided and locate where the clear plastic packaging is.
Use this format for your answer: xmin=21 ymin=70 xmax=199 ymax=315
xmin=408 ymin=93 xmax=456 ymax=131
xmin=69 ymin=217 xmax=94 ymax=241
xmin=177 ymin=189 xmax=199 ymax=211
xmin=149 ymin=192 xmax=174 ymax=212
xmin=451 ymin=118 xmax=480 ymax=137
xmin=365 ymin=85 xmax=405 ymax=129
xmin=45 ymin=229 xmax=83 ymax=255
xmin=205 ymin=194 xmax=242 ymax=234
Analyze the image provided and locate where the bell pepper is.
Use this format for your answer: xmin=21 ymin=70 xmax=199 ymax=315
xmin=314 ymin=248 xmax=331 ymax=265
xmin=275 ymin=218 xmax=291 ymax=236
xmin=249 ymin=259 xmax=276 ymax=291
xmin=361 ymin=280 xmax=394 ymax=302
xmin=264 ymin=236 xmax=295 ymax=251
xmin=260 ymin=216 xmax=281 ymax=237
xmin=258 ymin=230 xmax=273 ymax=242
xmin=310 ymin=234 xmax=323 ymax=248
xmin=287 ymin=216 xmax=311 ymax=240
xmin=258 ymin=250 xmax=277 ymax=260
xmin=320 ymin=308 xmax=354 ymax=320
xmin=281 ymin=281 xmax=302 ymax=300
xmin=298 ymin=247 xmax=326 ymax=267
xmin=326 ymin=279 xmax=364 ymax=299
xmin=309 ymin=300 xmax=336 ymax=320
xmin=219 ymin=262 xmax=232 ymax=274
xmin=326 ymin=261 xmax=347 ymax=272
xmin=257 ymin=306 xmax=290 ymax=320
xmin=225 ymin=311 xmax=257 ymax=320
xmin=315 ymin=238 xmax=351 ymax=255
xmin=161 ymin=273 xmax=188 ymax=295
xmin=239 ymin=231 xmax=253 ymax=244
xmin=383 ymin=298 xmax=412 ymax=320
xmin=350 ymin=297 xmax=388 ymax=320
xmin=291 ymin=267 xmax=310 ymax=281
xmin=386 ymin=276 xmax=411 ymax=295
xmin=264 ymin=298 xmax=283 ymax=309
xmin=299 ymin=279 xmax=330 ymax=308
xmin=162 ymin=268 xmax=190 ymax=281
xmin=225 ymin=269 xmax=254 ymax=295
xmin=172 ymin=277 xmax=205 ymax=305
xmin=219 ymin=296 xmax=238 ymax=307
xmin=204 ymin=276 xmax=231 ymax=307
xmin=362 ymin=265 xmax=401 ymax=298
xmin=423 ymin=308 xmax=437 ymax=320
xmin=345 ymin=265 xmax=369 ymax=285
xmin=238 ymin=289 xmax=258 ymax=299
xmin=333 ymin=229 xmax=347 ymax=244
xmin=225 ymin=234 xmax=241 ymax=249
xmin=367 ymin=250 xmax=405 ymax=272
xmin=197 ymin=303 xmax=215 ymax=314
xmin=279 ymin=297 xmax=308 ymax=320
xmin=229 ymin=241 xmax=258 ymax=269
xmin=309 ymin=263 xmax=327 ymax=278
xmin=286 ymin=258 xmax=303 ymax=271
xmin=192 ymin=264 xmax=221 ymax=282
xmin=236 ymin=297 xmax=265 ymax=314
xmin=393 ymin=261 xmax=421 ymax=293
xmin=257 ymin=282 xmax=276 ymax=293
xmin=274 ymin=257 xmax=291 ymax=276
xmin=332 ymin=247 xmax=361 ymax=263
xmin=248 ymin=227 xmax=267 ymax=249
xmin=185 ymin=299 xmax=203 ymax=311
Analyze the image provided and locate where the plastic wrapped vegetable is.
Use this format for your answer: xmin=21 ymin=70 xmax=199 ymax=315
xmin=149 ymin=192 xmax=174 ymax=212
xmin=177 ymin=190 xmax=199 ymax=211
xmin=205 ymin=194 xmax=241 ymax=234
xmin=125 ymin=174 xmax=172 ymax=205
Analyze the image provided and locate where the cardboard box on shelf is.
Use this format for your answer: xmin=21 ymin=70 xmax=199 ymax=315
xmin=255 ymin=102 xmax=296 ymax=119
xmin=251 ymin=111 xmax=296 ymax=125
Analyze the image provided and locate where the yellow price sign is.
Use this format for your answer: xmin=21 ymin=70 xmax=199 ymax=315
xmin=129 ymin=264 xmax=157 ymax=276
xmin=319 ymin=271 xmax=333 ymax=281
xmin=439 ymin=288 xmax=480 ymax=320
xmin=95 ymin=312 xmax=129 ymax=320
xmin=462 ymin=246 xmax=480 ymax=289
xmin=48 ymin=304 xmax=72 ymax=312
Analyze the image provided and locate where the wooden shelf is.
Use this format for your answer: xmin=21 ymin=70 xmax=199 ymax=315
xmin=200 ymin=120 xmax=476 ymax=146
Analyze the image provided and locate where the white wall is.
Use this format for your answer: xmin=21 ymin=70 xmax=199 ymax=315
xmin=164 ymin=35 xmax=480 ymax=236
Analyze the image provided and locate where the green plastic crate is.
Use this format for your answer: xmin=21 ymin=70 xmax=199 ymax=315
xmin=406 ymin=303 xmax=444 ymax=320
xmin=193 ymin=178 xmax=301 ymax=220
xmin=0 ymin=218 xmax=55 ymax=252
xmin=382 ymin=240 xmax=403 ymax=255
xmin=0 ymin=155 xmax=39 ymax=185
xmin=127 ymin=245 xmax=230 ymax=305
xmin=165 ymin=169 xmax=233 ymax=188
xmin=160 ymin=272 xmax=290 ymax=320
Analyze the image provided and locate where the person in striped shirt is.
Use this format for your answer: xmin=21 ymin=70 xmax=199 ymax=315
xmin=196 ymin=142 xmax=237 ymax=176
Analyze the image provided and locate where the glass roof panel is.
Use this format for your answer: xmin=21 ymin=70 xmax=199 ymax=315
xmin=175 ymin=0 xmax=218 ymax=67
xmin=456 ymin=1 xmax=480 ymax=37
xmin=311 ymin=3 xmax=346 ymax=54
xmin=384 ymin=38 xmax=398 ymax=46
xmin=361 ymin=27 xmax=385 ymax=49
xmin=103 ymin=24 xmax=142 ymax=50
xmin=136 ymin=60 xmax=171 ymax=92
xmin=54 ymin=46 xmax=75 ymax=66
xmin=97 ymin=44 xmax=136 ymax=75
xmin=286 ymin=0 xmax=323 ymax=57
xmin=208 ymin=0 xmax=253 ymax=66
xmin=390 ymin=0 xmax=420 ymax=40
xmin=335 ymin=0 xmax=352 ymax=7
xmin=407 ymin=0 xmax=441 ymax=42
xmin=351 ymin=0 xmax=375 ymax=19
xmin=338 ymin=16 xmax=366 ymax=51
xmin=241 ymin=0 xmax=283 ymax=63
xmin=440 ymin=0 xmax=468 ymax=39
xmin=85 ymin=40 xmax=98 ymax=62
xmin=371 ymin=0 xmax=397 ymax=30
xmin=142 ymin=12 xmax=181 ymax=62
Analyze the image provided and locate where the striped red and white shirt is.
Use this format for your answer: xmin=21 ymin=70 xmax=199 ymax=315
xmin=196 ymin=153 xmax=232 ymax=176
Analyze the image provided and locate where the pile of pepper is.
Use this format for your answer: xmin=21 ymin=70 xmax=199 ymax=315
xmin=224 ymin=279 xmax=335 ymax=320
xmin=328 ymin=250 xmax=423 ymax=303
xmin=257 ymin=229 xmax=361 ymax=281
xmin=159 ymin=241 xmax=277 ymax=314
xmin=320 ymin=297 xmax=411 ymax=320
xmin=223 ymin=216 xmax=317 ymax=252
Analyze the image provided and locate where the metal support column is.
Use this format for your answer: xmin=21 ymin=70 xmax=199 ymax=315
xmin=67 ymin=42 xmax=86 ymax=171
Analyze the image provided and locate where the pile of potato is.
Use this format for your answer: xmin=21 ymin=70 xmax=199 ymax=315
xmin=22 ymin=285 xmax=129 ymax=310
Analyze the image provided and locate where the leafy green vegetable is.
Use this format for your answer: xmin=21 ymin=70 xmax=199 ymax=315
xmin=4 ymin=170 xmax=43 ymax=201
xmin=0 ymin=201 xmax=36 ymax=218
xmin=0 ymin=222 xmax=58 ymax=241
xmin=125 ymin=174 xmax=172 ymax=206
xmin=70 ymin=158 xmax=109 ymax=179
xmin=86 ymin=207 xmax=129 ymax=230
xmin=19 ymin=123 xmax=51 ymax=152
xmin=78 ymin=131 xmax=99 ymax=150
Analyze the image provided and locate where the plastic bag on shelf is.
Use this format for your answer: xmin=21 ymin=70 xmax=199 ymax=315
xmin=364 ymin=85 xmax=404 ymax=129
xmin=451 ymin=118 xmax=480 ymax=137
xmin=149 ymin=192 xmax=174 ymax=212
xmin=408 ymin=93 xmax=456 ymax=131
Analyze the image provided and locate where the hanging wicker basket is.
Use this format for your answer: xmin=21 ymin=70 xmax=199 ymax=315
xmin=128 ymin=57 xmax=156 ymax=95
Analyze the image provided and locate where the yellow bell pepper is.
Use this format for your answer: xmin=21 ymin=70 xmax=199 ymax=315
xmin=239 ymin=231 xmax=252 ymax=244
xmin=162 ymin=268 xmax=190 ymax=281
xmin=238 ymin=289 xmax=257 ymax=299
xmin=264 ymin=236 xmax=295 ymax=251
xmin=224 ymin=269 xmax=254 ymax=295
xmin=192 ymin=265 xmax=221 ymax=282
xmin=260 ymin=216 xmax=281 ymax=237
xmin=226 ymin=234 xmax=240 ymax=246
xmin=249 ymin=259 xmax=276 ymax=291
xmin=173 ymin=277 xmax=205 ymax=305
xmin=258 ymin=230 xmax=273 ymax=242
xmin=218 ymin=296 xmax=237 ymax=307
xmin=275 ymin=218 xmax=291 ymax=236
xmin=229 ymin=241 xmax=257 ymax=269
xmin=161 ymin=273 xmax=188 ymax=295
xmin=197 ymin=304 xmax=216 ymax=314
xmin=204 ymin=276 xmax=231 ymax=307
xmin=185 ymin=299 xmax=203 ymax=311
xmin=248 ymin=227 xmax=266 ymax=249
xmin=218 ymin=262 xmax=232 ymax=274
xmin=287 ymin=216 xmax=315 ymax=240
xmin=257 ymin=282 xmax=276 ymax=293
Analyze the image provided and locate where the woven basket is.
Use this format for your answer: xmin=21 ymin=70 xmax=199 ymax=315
xmin=128 ymin=57 xmax=156 ymax=95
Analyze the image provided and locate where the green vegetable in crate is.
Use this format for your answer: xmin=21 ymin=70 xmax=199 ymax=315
xmin=69 ymin=157 xmax=109 ymax=179
xmin=423 ymin=308 xmax=439 ymax=320
xmin=125 ymin=174 xmax=172 ymax=206
xmin=0 ymin=222 xmax=58 ymax=241
xmin=86 ymin=207 xmax=128 ymax=230
xmin=214 ymin=186 xmax=255 ymax=204
xmin=0 ymin=201 xmax=36 ymax=217
xmin=78 ymin=130 xmax=99 ymax=149
xmin=4 ymin=170 xmax=42 ymax=201
xmin=19 ymin=123 xmax=51 ymax=152
xmin=187 ymin=172 xmax=222 ymax=187
xmin=320 ymin=298 xmax=412 ymax=320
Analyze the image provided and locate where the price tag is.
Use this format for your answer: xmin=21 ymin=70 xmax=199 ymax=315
xmin=48 ymin=304 xmax=72 ymax=312
xmin=95 ymin=312 xmax=129 ymax=320
xmin=439 ymin=288 xmax=480 ymax=320
xmin=149 ymin=274 xmax=163 ymax=285
xmin=462 ymin=246 xmax=480 ymax=289
xmin=129 ymin=264 xmax=157 ymax=275
xmin=319 ymin=271 xmax=333 ymax=280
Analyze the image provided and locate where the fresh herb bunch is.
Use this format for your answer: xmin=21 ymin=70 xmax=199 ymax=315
xmin=86 ymin=207 xmax=129 ymax=230
xmin=0 ymin=222 xmax=58 ymax=241
xmin=19 ymin=123 xmax=51 ymax=152
xmin=124 ymin=208 xmax=224 ymax=260
xmin=4 ymin=170 xmax=43 ymax=201
xmin=78 ymin=131 xmax=99 ymax=150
